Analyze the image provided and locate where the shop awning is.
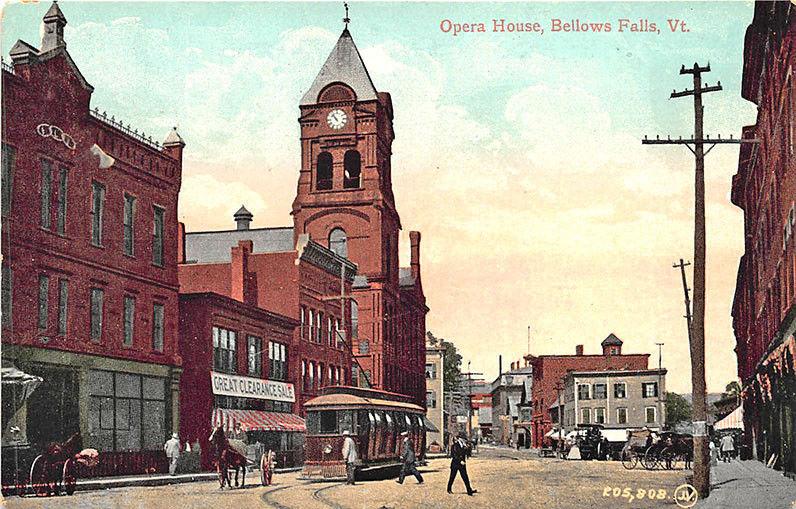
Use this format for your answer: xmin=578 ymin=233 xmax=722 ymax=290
xmin=544 ymin=428 xmax=561 ymax=438
xmin=422 ymin=415 xmax=440 ymax=433
xmin=714 ymin=405 xmax=744 ymax=431
xmin=212 ymin=408 xmax=305 ymax=433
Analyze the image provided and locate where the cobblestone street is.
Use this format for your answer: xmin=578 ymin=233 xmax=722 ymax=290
xmin=3 ymin=446 xmax=692 ymax=509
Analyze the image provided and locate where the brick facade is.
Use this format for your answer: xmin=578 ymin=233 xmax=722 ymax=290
xmin=730 ymin=1 xmax=796 ymax=476
xmin=529 ymin=336 xmax=649 ymax=447
xmin=292 ymin=29 xmax=428 ymax=408
xmin=178 ymin=292 xmax=297 ymax=469
xmin=179 ymin=227 xmax=356 ymax=415
xmin=1 ymin=2 xmax=183 ymax=472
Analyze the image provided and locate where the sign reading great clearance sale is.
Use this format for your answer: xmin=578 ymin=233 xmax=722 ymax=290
xmin=210 ymin=371 xmax=295 ymax=403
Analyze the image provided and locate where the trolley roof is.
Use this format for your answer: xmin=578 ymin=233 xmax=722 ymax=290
xmin=304 ymin=392 xmax=424 ymax=413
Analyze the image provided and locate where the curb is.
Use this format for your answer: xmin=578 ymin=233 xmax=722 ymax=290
xmin=69 ymin=466 xmax=304 ymax=492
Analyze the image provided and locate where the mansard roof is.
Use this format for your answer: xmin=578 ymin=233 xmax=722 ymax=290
xmin=300 ymin=28 xmax=378 ymax=106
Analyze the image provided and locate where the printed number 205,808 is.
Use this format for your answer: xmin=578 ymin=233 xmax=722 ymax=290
xmin=603 ymin=487 xmax=668 ymax=503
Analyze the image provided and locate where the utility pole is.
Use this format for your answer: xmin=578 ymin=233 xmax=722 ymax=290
xmin=460 ymin=361 xmax=483 ymax=440
xmin=555 ymin=381 xmax=564 ymax=459
xmin=655 ymin=342 xmax=665 ymax=430
xmin=643 ymin=62 xmax=757 ymax=499
xmin=527 ymin=325 xmax=531 ymax=354
xmin=673 ymin=259 xmax=694 ymax=347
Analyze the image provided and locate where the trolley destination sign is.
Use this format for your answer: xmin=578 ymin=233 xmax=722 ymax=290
xmin=210 ymin=371 xmax=296 ymax=402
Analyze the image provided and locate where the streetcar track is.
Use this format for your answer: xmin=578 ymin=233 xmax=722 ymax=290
xmin=260 ymin=481 xmax=311 ymax=509
xmin=312 ymin=483 xmax=346 ymax=509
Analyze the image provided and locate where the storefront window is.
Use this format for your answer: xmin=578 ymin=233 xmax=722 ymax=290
xmin=87 ymin=370 xmax=166 ymax=452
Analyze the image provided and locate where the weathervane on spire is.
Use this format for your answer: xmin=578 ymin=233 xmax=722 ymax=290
xmin=343 ymin=2 xmax=350 ymax=29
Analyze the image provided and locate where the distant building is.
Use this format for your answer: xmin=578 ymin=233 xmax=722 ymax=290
xmin=529 ymin=334 xmax=651 ymax=447
xmin=490 ymin=360 xmax=533 ymax=446
xmin=425 ymin=343 xmax=445 ymax=449
xmin=558 ymin=368 xmax=667 ymax=432
xmin=468 ymin=384 xmax=492 ymax=441
xmin=730 ymin=1 xmax=795 ymax=476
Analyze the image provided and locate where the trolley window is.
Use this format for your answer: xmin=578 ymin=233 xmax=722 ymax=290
xmin=320 ymin=410 xmax=337 ymax=434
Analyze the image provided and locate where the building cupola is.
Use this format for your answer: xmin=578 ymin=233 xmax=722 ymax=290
xmin=234 ymin=205 xmax=253 ymax=230
xmin=601 ymin=333 xmax=623 ymax=356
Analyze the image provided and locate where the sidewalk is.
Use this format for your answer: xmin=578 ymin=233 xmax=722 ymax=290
xmin=696 ymin=460 xmax=796 ymax=509
xmin=68 ymin=466 xmax=302 ymax=492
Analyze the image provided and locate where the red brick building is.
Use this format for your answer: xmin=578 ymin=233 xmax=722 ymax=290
xmin=293 ymin=27 xmax=428 ymax=407
xmin=178 ymin=216 xmax=356 ymax=415
xmin=1 ymin=2 xmax=184 ymax=476
xmin=178 ymin=291 xmax=302 ymax=469
xmin=529 ymin=335 xmax=649 ymax=447
xmin=730 ymin=1 xmax=796 ymax=477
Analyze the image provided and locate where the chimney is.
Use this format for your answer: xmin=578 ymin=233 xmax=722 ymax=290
xmin=177 ymin=222 xmax=186 ymax=264
xmin=575 ymin=345 xmax=584 ymax=356
xmin=234 ymin=205 xmax=253 ymax=231
xmin=409 ymin=231 xmax=421 ymax=281
xmin=231 ymin=240 xmax=254 ymax=304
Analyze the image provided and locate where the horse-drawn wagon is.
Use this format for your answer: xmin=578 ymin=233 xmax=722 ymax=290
xmin=26 ymin=432 xmax=98 ymax=496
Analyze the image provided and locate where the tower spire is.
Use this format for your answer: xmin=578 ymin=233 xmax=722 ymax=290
xmin=343 ymin=2 xmax=350 ymax=30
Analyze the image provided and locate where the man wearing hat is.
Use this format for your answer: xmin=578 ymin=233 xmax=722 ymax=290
xmin=164 ymin=432 xmax=181 ymax=476
xmin=396 ymin=431 xmax=423 ymax=485
xmin=447 ymin=431 xmax=476 ymax=496
xmin=341 ymin=430 xmax=358 ymax=485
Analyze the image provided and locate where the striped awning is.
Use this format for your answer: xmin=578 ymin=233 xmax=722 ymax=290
xmin=714 ymin=405 xmax=744 ymax=431
xmin=212 ymin=408 xmax=306 ymax=433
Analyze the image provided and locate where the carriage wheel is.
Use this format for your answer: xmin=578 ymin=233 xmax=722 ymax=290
xmin=641 ymin=446 xmax=660 ymax=470
xmin=29 ymin=456 xmax=52 ymax=496
xmin=621 ymin=450 xmax=638 ymax=470
xmin=62 ymin=459 xmax=77 ymax=495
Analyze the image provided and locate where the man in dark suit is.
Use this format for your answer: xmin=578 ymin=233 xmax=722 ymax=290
xmin=396 ymin=431 xmax=424 ymax=484
xmin=447 ymin=432 xmax=477 ymax=496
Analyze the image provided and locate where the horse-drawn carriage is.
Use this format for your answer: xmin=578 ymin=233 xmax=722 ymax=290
xmin=621 ymin=429 xmax=692 ymax=470
xmin=25 ymin=432 xmax=98 ymax=497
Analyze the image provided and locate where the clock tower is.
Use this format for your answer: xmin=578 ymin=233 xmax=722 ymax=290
xmin=292 ymin=27 xmax=400 ymax=281
xmin=292 ymin=25 xmax=425 ymax=405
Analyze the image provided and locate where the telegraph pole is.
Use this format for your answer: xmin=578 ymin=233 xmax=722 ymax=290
xmin=673 ymin=259 xmax=694 ymax=347
xmin=460 ymin=362 xmax=484 ymax=440
xmin=643 ymin=62 xmax=757 ymax=498
xmin=655 ymin=342 xmax=664 ymax=429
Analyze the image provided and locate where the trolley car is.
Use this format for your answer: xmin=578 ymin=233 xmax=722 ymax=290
xmin=301 ymin=386 xmax=426 ymax=481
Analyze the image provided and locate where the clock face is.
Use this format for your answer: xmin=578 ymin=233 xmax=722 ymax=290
xmin=327 ymin=109 xmax=348 ymax=130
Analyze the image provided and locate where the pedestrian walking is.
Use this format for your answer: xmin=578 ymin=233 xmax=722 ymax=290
xmin=164 ymin=433 xmax=181 ymax=476
xmin=720 ymin=434 xmax=735 ymax=462
xmin=341 ymin=430 xmax=358 ymax=485
xmin=396 ymin=431 xmax=423 ymax=485
xmin=447 ymin=432 xmax=476 ymax=496
xmin=709 ymin=439 xmax=718 ymax=466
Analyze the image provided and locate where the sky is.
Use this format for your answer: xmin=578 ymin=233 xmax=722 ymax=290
xmin=2 ymin=1 xmax=759 ymax=393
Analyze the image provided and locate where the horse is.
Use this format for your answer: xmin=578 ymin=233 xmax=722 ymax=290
xmin=208 ymin=426 xmax=247 ymax=489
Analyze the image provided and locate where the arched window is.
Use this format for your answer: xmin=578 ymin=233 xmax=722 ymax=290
xmin=316 ymin=152 xmax=333 ymax=190
xmin=329 ymin=228 xmax=347 ymax=258
xmin=309 ymin=361 xmax=315 ymax=388
xmin=343 ymin=150 xmax=361 ymax=189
